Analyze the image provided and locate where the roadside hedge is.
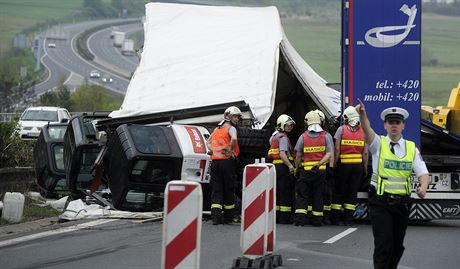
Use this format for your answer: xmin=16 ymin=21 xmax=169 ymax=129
xmin=0 ymin=121 xmax=34 ymax=168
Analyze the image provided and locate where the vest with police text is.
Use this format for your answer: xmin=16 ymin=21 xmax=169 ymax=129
xmin=376 ymin=136 xmax=415 ymax=196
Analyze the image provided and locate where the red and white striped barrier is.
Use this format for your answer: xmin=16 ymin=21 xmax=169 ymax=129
xmin=265 ymin=163 xmax=276 ymax=253
xmin=162 ymin=181 xmax=202 ymax=269
xmin=240 ymin=163 xmax=277 ymax=258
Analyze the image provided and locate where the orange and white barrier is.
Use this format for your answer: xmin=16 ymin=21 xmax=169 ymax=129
xmin=240 ymin=163 xmax=277 ymax=258
xmin=162 ymin=181 xmax=202 ymax=269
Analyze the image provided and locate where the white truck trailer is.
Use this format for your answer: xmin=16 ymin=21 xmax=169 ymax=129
xmin=121 ymin=39 xmax=134 ymax=56
xmin=113 ymin=31 xmax=125 ymax=48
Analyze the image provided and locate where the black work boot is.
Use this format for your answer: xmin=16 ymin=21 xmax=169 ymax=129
xmin=330 ymin=209 xmax=342 ymax=225
xmin=278 ymin=212 xmax=293 ymax=224
xmin=224 ymin=208 xmax=235 ymax=224
xmin=211 ymin=208 xmax=223 ymax=225
xmin=343 ymin=210 xmax=354 ymax=226
xmin=294 ymin=214 xmax=307 ymax=226
xmin=312 ymin=216 xmax=323 ymax=227
xmin=322 ymin=212 xmax=332 ymax=225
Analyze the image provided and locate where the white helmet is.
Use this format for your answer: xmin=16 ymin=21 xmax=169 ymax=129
xmin=343 ymin=106 xmax=360 ymax=122
xmin=224 ymin=106 xmax=242 ymax=121
xmin=276 ymin=114 xmax=296 ymax=131
xmin=304 ymin=111 xmax=321 ymax=126
xmin=314 ymin=109 xmax=325 ymax=123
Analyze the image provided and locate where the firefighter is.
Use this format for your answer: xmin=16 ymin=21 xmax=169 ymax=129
xmin=293 ymin=111 xmax=333 ymax=226
xmin=315 ymin=109 xmax=335 ymax=225
xmin=356 ymin=100 xmax=429 ymax=269
xmin=268 ymin=114 xmax=296 ymax=224
xmin=207 ymin=106 xmax=241 ymax=225
xmin=331 ymin=106 xmax=368 ymax=225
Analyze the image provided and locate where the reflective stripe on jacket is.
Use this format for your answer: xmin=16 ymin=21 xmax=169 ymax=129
xmin=268 ymin=132 xmax=295 ymax=164
xmin=375 ymin=136 xmax=415 ymax=196
xmin=339 ymin=125 xmax=365 ymax=164
xmin=301 ymin=131 xmax=326 ymax=170
xmin=210 ymin=125 xmax=239 ymax=160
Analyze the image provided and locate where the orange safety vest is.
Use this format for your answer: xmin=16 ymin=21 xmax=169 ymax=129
xmin=339 ymin=125 xmax=365 ymax=164
xmin=302 ymin=131 xmax=327 ymax=170
xmin=210 ymin=125 xmax=240 ymax=160
xmin=267 ymin=132 xmax=296 ymax=164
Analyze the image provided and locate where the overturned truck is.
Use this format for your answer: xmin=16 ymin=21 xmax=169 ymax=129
xmin=93 ymin=3 xmax=340 ymax=212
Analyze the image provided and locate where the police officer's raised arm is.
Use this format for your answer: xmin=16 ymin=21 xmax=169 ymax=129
xmin=356 ymin=99 xmax=376 ymax=145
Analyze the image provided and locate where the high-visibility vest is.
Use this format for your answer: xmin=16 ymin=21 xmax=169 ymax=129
xmin=267 ymin=132 xmax=295 ymax=164
xmin=373 ymin=136 xmax=415 ymax=196
xmin=210 ymin=125 xmax=239 ymax=160
xmin=339 ymin=125 xmax=365 ymax=164
xmin=301 ymin=131 xmax=327 ymax=170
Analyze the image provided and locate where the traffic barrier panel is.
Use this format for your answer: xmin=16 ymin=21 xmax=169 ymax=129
xmin=265 ymin=163 xmax=276 ymax=253
xmin=240 ymin=164 xmax=270 ymax=258
xmin=162 ymin=180 xmax=202 ymax=269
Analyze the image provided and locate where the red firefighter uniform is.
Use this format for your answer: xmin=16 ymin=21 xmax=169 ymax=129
xmin=268 ymin=132 xmax=296 ymax=224
xmin=294 ymin=130 xmax=332 ymax=226
xmin=332 ymin=124 xmax=366 ymax=225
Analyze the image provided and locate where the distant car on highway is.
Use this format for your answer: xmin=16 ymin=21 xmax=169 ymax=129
xmin=18 ymin=106 xmax=71 ymax=139
xmin=89 ymin=70 xmax=101 ymax=78
xmin=47 ymin=43 xmax=56 ymax=48
xmin=101 ymin=74 xmax=113 ymax=83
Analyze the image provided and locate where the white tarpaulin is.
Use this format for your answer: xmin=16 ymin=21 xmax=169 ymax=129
xmin=111 ymin=3 xmax=282 ymax=127
xmin=110 ymin=2 xmax=341 ymax=125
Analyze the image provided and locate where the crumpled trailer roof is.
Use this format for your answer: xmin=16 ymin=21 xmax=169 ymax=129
xmin=110 ymin=2 xmax=340 ymax=127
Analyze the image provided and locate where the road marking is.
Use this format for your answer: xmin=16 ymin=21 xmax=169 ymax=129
xmin=0 ymin=219 xmax=116 ymax=248
xmin=323 ymin=228 xmax=357 ymax=244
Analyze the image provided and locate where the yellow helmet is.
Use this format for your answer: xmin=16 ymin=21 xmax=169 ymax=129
xmin=304 ymin=111 xmax=321 ymax=126
xmin=276 ymin=114 xmax=296 ymax=131
xmin=224 ymin=106 xmax=242 ymax=121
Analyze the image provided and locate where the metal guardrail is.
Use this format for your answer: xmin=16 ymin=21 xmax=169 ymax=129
xmin=0 ymin=113 xmax=20 ymax=122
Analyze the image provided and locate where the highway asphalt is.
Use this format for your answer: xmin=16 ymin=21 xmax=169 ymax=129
xmin=0 ymin=217 xmax=458 ymax=269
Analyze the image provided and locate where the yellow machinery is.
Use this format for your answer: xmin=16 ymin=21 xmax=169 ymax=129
xmin=422 ymin=82 xmax=460 ymax=135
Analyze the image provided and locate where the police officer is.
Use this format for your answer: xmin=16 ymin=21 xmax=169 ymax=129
xmin=331 ymin=106 xmax=368 ymax=225
xmin=294 ymin=111 xmax=334 ymax=226
xmin=268 ymin=114 xmax=296 ymax=224
xmin=356 ymin=100 xmax=429 ymax=269
xmin=207 ymin=106 xmax=242 ymax=225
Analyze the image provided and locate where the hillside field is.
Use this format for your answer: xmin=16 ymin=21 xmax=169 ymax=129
xmin=0 ymin=1 xmax=458 ymax=106
xmin=283 ymin=13 xmax=460 ymax=107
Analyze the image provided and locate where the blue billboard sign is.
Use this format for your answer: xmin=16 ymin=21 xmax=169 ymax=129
xmin=342 ymin=0 xmax=421 ymax=147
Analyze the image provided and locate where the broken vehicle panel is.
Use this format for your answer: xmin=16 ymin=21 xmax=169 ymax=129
xmin=33 ymin=123 xmax=69 ymax=197
xmin=104 ymin=124 xmax=184 ymax=211
xmin=63 ymin=112 xmax=110 ymax=196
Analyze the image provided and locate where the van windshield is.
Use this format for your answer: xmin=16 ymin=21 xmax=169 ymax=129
xmin=21 ymin=110 xmax=58 ymax=122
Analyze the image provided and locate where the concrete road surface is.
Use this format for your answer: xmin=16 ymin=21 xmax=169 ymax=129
xmin=0 ymin=218 xmax=458 ymax=269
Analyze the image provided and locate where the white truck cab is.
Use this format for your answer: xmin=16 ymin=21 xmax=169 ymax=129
xmin=170 ymin=124 xmax=212 ymax=184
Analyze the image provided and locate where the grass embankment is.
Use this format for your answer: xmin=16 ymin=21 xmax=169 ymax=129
xmin=0 ymin=0 xmax=84 ymax=54
xmin=283 ymin=13 xmax=460 ymax=107
xmin=422 ymin=15 xmax=460 ymax=106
